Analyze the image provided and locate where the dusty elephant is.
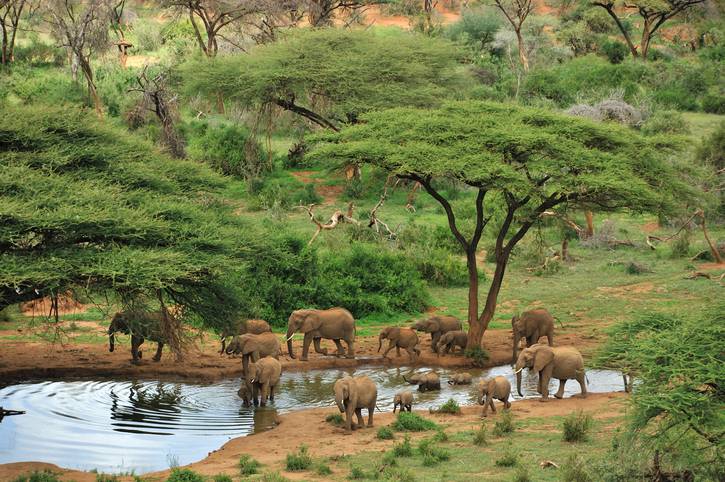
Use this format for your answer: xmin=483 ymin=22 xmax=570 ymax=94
xmin=412 ymin=315 xmax=462 ymax=353
xmin=511 ymin=308 xmax=555 ymax=363
xmin=477 ymin=376 xmax=511 ymax=416
xmin=286 ymin=308 xmax=355 ymax=361
xmin=248 ymin=356 xmax=282 ymax=407
xmin=436 ymin=330 xmax=468 ymax=356
xmin=448 ymin=372 xmax=473 ymax=385
xmin=378 ymin=327 xmax=421 ymax=362
xmin=393 ymin=391 xmax=413 ymax=413
xmin=220 ymin=319 xmax=271 ymax=354
xmin=514 ymin=344 xmax=587 ymax=400
xmin=108 ymin=311 xmax=168 ymax=364
xmin=333 ymin=375 xmax=377 ymax=433
xmin=226 ymin=332 xmax=281 ymax=376
xmin=404 ymin=371 xmax=440 ymax=391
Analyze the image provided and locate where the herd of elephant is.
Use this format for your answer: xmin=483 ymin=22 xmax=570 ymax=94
xmin=107 ymin=306 xmax=588 ymax=427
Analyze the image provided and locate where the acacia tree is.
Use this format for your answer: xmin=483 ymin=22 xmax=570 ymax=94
xmin=303 ymin=0 xmax=380 ymax=26
xmin=591 ymin=0 xmax=705 ymax=59
xmin=0 ymin=0 xmax=32 ymax=64
xmin=309 ymin=101 xmax=696 ymax=348
xmin=490 ymin=0 xmax=533 ymax=71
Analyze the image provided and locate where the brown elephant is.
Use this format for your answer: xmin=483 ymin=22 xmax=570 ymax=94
xmin=412 ymin=315 xmax=462 ymax=353
xmin=249 ymin=356 xmax=282 ymax=407
xmin=378 ymin=327 xmax=420 ymax=362
xmin=514 ymin=344 xmax=587 ymax=400
xmin=436 ymin=330 xmax=468 ymax=356
xmin=403 ymin=372 xmax=424 ymax=385
xmin=333 ymin=375 xmax=377 ymax=433
xmin=286 ymin=308 xmax=355 ymax=361
xmin=403 ymin=371 xmax=440 ymax=391
xmin=448 ymin=372 xmax=473 ymax=385
xmin=220 ymin=319 xmax=271 ymax=354
xmin=226 ymin=332 xmax=281 ymax=376
xmin=108 ymin=311 xmax=168 ymax=364
xmin=477 ymin=376 xmax=511 ymax=417
xmin=393 ymin=391 xmax=413 ymax=413
xmin=511 ymin=308 xmax=555 ymax=363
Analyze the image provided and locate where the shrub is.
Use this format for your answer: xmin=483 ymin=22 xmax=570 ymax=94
xmin=494 ymin=446 xmax=519 ymax=467
xmin=379 ymin=467 xmax=416 ymax=482
xmin=239 ymin=454 xmax=261 ymax=475
xmin=12 ymin=472 xmax=61 ymax=482
xmin=325 ymin=413 xmax=345 ymax=426
xmin=377 ymin=426 xmax=395 ymax=439
xmin=392 ymin=412 xmax=438 ymax=431
xmin=299 ymin=183 xmax=323 ymax=204
xmin=445 ymin=6 xmax=502 ymax=52
xmin=640 ymin=110 xmax=690 ymax=136
xmin=187 ymin=121 xmax=270 ymax=179
xmin=696 ymin=121 xmax=725 ymax=171
xmin=464 ymin=346 xmax=490 ymax=367
xmin=492 ymin=410 xmax=515 ymax=436
xmin=285 ymin=445 xmax=313 ymax=471
xmin=212 ymin=476 xmax=232 ymax=482
xmin=561 ymin=454 xmax=593 ymax=481
xmin=702 ymin=92 xmax=725 ymax=114
xmin=342 ymin=178 xmax=365 ymax=199
xmin=316 ymin=463 xmax=332 ymax=476
xmin=670 ymin=231 xmax=691 ymax=258
xmin=432 ymin=429 xmax=448 ymax=442
xmin=625 ymin=261 xmax=652 ymax=275
xmin=562 ymin=410 xmax=593 ymax=442
xmin=473 ymin=423 xmax=489 ymax=446
xmin=513 ymin=465 xmax=532 ymax=482
xmin=348 ymin=466 xmax=367 ymax=479
xmin=404 ymin=248 xmax=469 ymax=287
xmin=392 ymin=435 xmax=413 ymax=457
xmin=165 ymin=469 xmax=204 ymax=482
xmin=95 ymin=476 xmax=119 ymax=482
xmin=431 ymin=399 xmax=461 ymax=414
xmin=260 ymin=472 xmax=290 ymax=482
xmin=418 ymin=438 xmax=450 ymax=465
xmin=601 ymin=40 xmax=628 ymax=64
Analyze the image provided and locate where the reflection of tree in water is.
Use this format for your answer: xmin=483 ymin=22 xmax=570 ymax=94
xmin=280 ymin=369 xmax=356 ymax=405
xmin=109 ymin=381 xmax=183 ymax=430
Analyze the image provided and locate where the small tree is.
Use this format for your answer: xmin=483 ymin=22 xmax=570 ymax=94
xmin=1 ymin=0 xmax=34 ymax=64
xmin=591 ymin=0 xmax=705 ymax=59
xmin=489 ymin=0 xmax=533 ymax=71
xmin=309 ymin=101 xmax=696 ymax=348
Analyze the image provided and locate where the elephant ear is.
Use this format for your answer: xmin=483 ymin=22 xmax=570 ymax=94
xmin=300 ymin=312 xmax=318 ymax=333
xmin=429 ymin=319 xmax=440 ymax=332
xmin=533 ymin=346 xmax=555 ymax=373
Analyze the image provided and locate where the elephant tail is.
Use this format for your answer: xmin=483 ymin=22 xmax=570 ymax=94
xmin=375 ymin=403 xmax=383 ymax=412
xmin=554 ymin=316 xmax=564 ymax=328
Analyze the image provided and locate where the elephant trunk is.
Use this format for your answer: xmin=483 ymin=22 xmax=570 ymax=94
xmin=220 ymin=337 xmax=226 ymax=355
xmin=516 ymin=369 xmax=523 ymax=397
xmin=334 ymin=388 xmax=345 ymax=414
xmin=286 ymin=326 xmax=296 ymax=359
xmin=108 ymin=332 xmax=115 ymax=352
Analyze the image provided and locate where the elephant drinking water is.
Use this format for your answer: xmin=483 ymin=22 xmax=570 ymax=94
xmin=286 ymin=308 xmax=355 ymax=361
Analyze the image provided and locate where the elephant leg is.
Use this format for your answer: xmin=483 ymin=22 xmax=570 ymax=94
xmin=355 ymin=408 xmax=364 ymax=429
xmin=312 ymin=337 xmax=328 ymax=355
xmin=406 ymin=347 xmax=416 ymax=362
xmin=260 ymin=382 xmax=270 ymax=406
xmin=252 ymin=383 xmax=260 ymax=407
xmin=431 ymin=333 xmax=440 ymax=353
xmin=131 ymin=335 xmax=144 ymax=363
xmin=547 ymin=333 xmax=554 ymax=346
xmin=406 ymin=405 xmax=412 ymax=412
xmin=482 ymin=396 xmax=489 ymax=417
xmin=367 ymin=406 xmax=374 ymax=427
xmin=526 ymin=334 xmax=535 ymax=348
xmin=382 ymin=340 xmax=395 ymax=359
xmin=503 ymin=397 xmax=511 ymax=410
xmin=152 ymin=342 xmax=163 ymax=362
xmin=301 ymin=332 xmax=313 ymax=361
xmin=345 ymin=338 xmax=354 ymax=358
xmin=242 ymin=354 xmax=250 ymax=376
xmin=577 ymin=372 xmax=588 ymax=398
xmin=345 ymin=405 xmax=354 ymax=433
xmin=396 ymin=346 xmax=401 ymax=357
xmin=540 ymin=373 xmax=550 ymax=400
xmin=531 ymin=329 xmax=540 ymax=345
xmin=555 ymin=379 xmax=567 ymax=399
xmin=333 ymin=339 xmax=345 ymax=356
xmin=489 ymin=396 xmax=497 ymax=414
xmin=269 ymin=385 xmax=275 ymax=402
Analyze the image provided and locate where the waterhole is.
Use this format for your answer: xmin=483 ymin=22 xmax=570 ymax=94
xmin=0 ymin=365 xmax=623 ymax=474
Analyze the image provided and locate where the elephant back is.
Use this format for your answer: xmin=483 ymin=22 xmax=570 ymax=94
xmin=245 ymin=319 xmax=272 ymax=335
xmin=551 ymin=346 xmax=585 ymax=378
xmin=435 ymin=316 xmax=463 ymax=333
xmin=521 ymin=308 xmax=555 ymax=331
xmin=353 ymin=375 xmax=377 ymax=406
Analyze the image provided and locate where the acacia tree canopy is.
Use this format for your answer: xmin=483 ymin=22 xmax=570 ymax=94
xmin=308 ymin=100 xmax=698 ymax=347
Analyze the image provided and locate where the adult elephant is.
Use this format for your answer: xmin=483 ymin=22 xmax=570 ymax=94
xmin=108 ymin=311 xmax=167 ymax=364
xmin=225 ymin=332 xmax=281 ymax=376
xmin=219 ymin=319 xmax=271 ymax=354
xmin=378 ymin=327 xmax=420 ymax=362
xmin=333 ymin=375 xmax=377 ymax=433
xmin=286 ymin=308 xmax=355 ymax=361
xmin=511 ymin=308 xmax=555 ymax=363
xmin=238 ymin=356 xmax=282 ymax=407
xmin=403 ymin=371 xmax=440 ymax=391
xmin=514 ymin=344 xmax=587 ymax=400
xmin=412 ymin=315 xmax=462 ymax=353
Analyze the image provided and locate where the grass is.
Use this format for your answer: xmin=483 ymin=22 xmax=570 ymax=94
xmin=377 ymin=426 xmax=395 ymax=439
xmin=431 ymin=398 xmax=461 ymax=414
xmin=392 ymin=435 xmax=413 ymax=457
xmin=392 ymin=412 xmax=439 ymax=431
xmin=316 ymin=463 xmax=333 ymax=476
xmin=561 ymin=454 xmax=594 ymax=482
xmin=473 ymin=423 xmax=489 ymax=446
xmin=165 ymin=469 xmax=204 ymax=482
xmin=285 ymin=445 xmax=313 ymax=471
xmin=326 ymin=413 xmax=345 ymax=426
xmin=239 ymin=454 xmax=261 ymax=475
xmin=562 ymin=411 xmax=594 ymax=443
xmin=494 ymin=446 xmax=519 ymax=467
xmin=492 ymin=411 xmax=515 ymax=437
xmin=12 ymin=472 xmax=62 ymax=482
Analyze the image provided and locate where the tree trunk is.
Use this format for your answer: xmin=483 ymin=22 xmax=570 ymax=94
xmin=561 ymin=238 xmax=569 ymax=261
xmin=599 ymin=5 xmax=639 ymax=58
xmin=585 ymin=210 xmax=594 ymax=238
xmin=515 ymin=29 xmax=529 ymax=71
xmin=79 ymin=57 xmax=103 ymax=118
xmin=640 ymin=22 xmax=652 ymax=60
xmin=464 ymin=249 xmax=480 ymax=349
xmin=1 ymin=23 xmax=8 ymax=65
xmin=467 ymin=253 xmax=510 ymax=349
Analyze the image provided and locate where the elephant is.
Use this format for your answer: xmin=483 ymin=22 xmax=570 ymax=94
xmin=511 ymin=308 xmax=555 ymax=363
xmin=514 ymin=343 xmax=587 ymax=400
xmin=108 ymin=310 xmax=167 ymax=364
xmin=239 ymin=356 xmax=282 ymax=407
xmin=378 ymin=327 xmax=421 ymax=362
xmin=393 ymin=391 xmax=413 ymax=413
xmin=286 ymin=308 xmax=355 ymax=361
xmin=436 ymin=330 xmax=468 ymax=356
xmin=403 ymin=372 xmax=424 ymax=385
xmin=412 ymin=315 xmax=462 ymax=353
xmin=477 ymin=376 xmax=511 ymax=417
xmin=225 ymin=332 xmax=281 ymax=376
xmin=333 ymin=375 xmax=377 ymax=433
xmin=403 ymin=371 xmax=440 ymax=391
xmin=220 ymin=319 xmax=271 ymax=354
xmin=448 ymin=372 xmax=473 ymax=385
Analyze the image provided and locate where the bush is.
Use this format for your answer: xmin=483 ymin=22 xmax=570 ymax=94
xmin=326 ymin=413 xmax=345 ymax=426
xmin=492 ymin=410 xmax=515 ymax=436
xmin=404 ymin=248 xmax=470 ymax=287
xmin=95 ymin=476 xmax=119 ymax=482
xmin=285 ymin=445 xmax=313 ymax=471
xmin=562 ymin=410 xmax=593 ymax=442
xmin=697 ymin=121 xmax=725 ymax=171
xmin=12 ymin=472 xmax=61 ymax=482
xmin=392 ymin=412 xmax=438 ymax=431
xmin=392 ymin=435 xmax=413 ymax=457
xmin=187 ymin=121 xmax=270 ymax=179
xmin=600 ymin=40 xmax=628 ymax=64
xmin=432 ymin=429 xmax=448 ymax=442
xmin=431 ymin=399 xmax=461 ymax=414
xmin=377 ymin=426 xmax=395 ymax=439
xmin=316 ymin=463 xmax=332 ymax=476
xmin=670 ymin=231 xmax=691 ymax=258
xmin=239 ymin=454 xmax=261 ymax=475
xmin=464 ymin=346 xmax=490 ymax=367
xmin=561 ymin=454 xmax=593 ymax=482
xmin=494 ymin=446 xmax=519 ymax=467
xmin=418 ymin=438 xmax=450 ymax=465
xmin=625 ymin=261 xmax=652 ymax=275
xmin=473 ymin=423 xmax=489 ymax=446
xmin=260 ymin=472 xmax=290 ymax=482
xmin=702 ymin=92 xmax=725 ymax=114
xmin=212 ymin=476 xmax=232 ymax=482
xmin=348 ymin=466 xmax=367 ymax=479
xmin=445 ymin=6 xmax=502 ymax=52
xmin=165 ymin=469 xmax=204 ymax=482
xmin=640 ymin=110 xmax=690 ymax=136
xmin=513 ymin=466 xmax=532 ymax=482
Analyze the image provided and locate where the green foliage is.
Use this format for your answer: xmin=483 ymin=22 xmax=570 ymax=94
xmin=259 ymin=472 xmax=290 ymax=482
xmin=670 ymin=231 xmax=692 ymax=258
xmin=432 ymin=429 xmax=448 ymax=442
xmin=95 ymin=475 xmax=119 ymax=482
xmin=212 ymin=476 xmax=232 ymax=482
xmin=377 ymin=426 xmax=395 ymax=440
xmin=417 ymin=438 xmax=450 ymax=466
xmin=494 ymin=445 xmax=519 ymax=467
xmin=600 ymin=40 xmax=628 ymax=64
xmin=562 ymin=410 xmax=593 ymax=442
xmin=239 ymin=454 xmax=261 ymax=475
xmin=403 ymin=248 xmax=469 ymax=287
xmin=702 ymin=92 xmax=725 ymax=114
xmin=432 ymin=398 xmax=461 ymax=414
xmin=445 ymin=7 xmax=502 ymax=52
xmin=464 ymin=346 xmax=490 ymax=367
xmin=348 ymin=466 xmax=367 ymax=479
xmin=513 ymin=465 xmax=532 ymax=482
xmin=473 ymin=423 xmax=489 ymax=446
xmin=285 ymin=445 xmax=313 ymax=471
xmin=12 ymin=472 xmax=61 ymax=482
xmin=315 ymin=463 xmax=332 ymax=476
xmin=561 ymin=454 xmax=593 ymax=482
xmin=326 ymin=413 xmax=345 ymax=426
xmin=165 ymin=469 xmax=204 ymax=482
xmin=2 ymin=66 xmax=84 ymax=106
xmin=624 ymin=261 xmax=651 ymax=275
xmin=392 ymin=435 xmax=413 ymax=457
xmin=697 ymin=121 xmax=725 ymax=171
xmin=640 ymin=110 xmax=691 ymax=136
xmin=492 ymin=411 xmax=515 ymax=437
xmin=95 ymin=64 xmax=139 ymax=117
xmin=392 ymin=412 xmax=439 ymax=432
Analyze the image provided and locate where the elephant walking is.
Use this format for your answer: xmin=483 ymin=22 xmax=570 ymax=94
xmin=378 ymin=327 xmax=420 ymax=362
xmin=478 ymin=376 xmax=511 ymax=417
xmin=108 ymin=311 xmax=168 ymax=364
xmin=225 ymin=332 xmax=281 ymax=376
xmin=286 ymin=308 xmax=355 ymax=361
xmin=220 ymin=319 xmax=271 ymax=354
xmin=412 ymin=315 xmax=462 ymax=353
xmin=512 ymin=308 xmax=555 ymax=363
xmin=514 ymin=344 xmax=587 ymax=400
xmin=436 ymin=330 xmax=468 ymax=356
xmin=334 ymin=376 xmax=377 ymax=433
xmin=393 ymin=391 xmax=413 ymax=413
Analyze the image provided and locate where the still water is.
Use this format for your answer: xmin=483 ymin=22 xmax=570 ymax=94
xmin=0 ymin=365 xmax=623 ymax=474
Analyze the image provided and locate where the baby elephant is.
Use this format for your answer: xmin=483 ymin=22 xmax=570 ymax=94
xmin=393 ymin=391 xmax=414 ymax=413
xmin=378 ymin=327 xmax=421 ymax=362
xmin=478 ymin=376 xmax=512 ymax=417
xmin=404 ymin=371 xmax=440 ymax=391
xmin=448 ymin=372 xmax=473 ymax=385
xmin=334 ymin=375 xmax=378 ymax=433
xmin=436 ymin=330 xmax=468 ymax=356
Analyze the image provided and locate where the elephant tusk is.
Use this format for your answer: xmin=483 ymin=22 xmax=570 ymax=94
xmin=514 ymin=367 xmax=524 ymax=374
xmin=286 ymin=334 xmax=295 ymax=342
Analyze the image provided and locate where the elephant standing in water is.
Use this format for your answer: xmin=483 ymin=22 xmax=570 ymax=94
xmin=511 ymin=308 xmax=555 ymax=363
xmin=412 ymin=315 xmax=462 ymax=353
xmin=403 ymin=371 xmax=440 ymax=391
xmin=220 ymin=319 xmax=271 ymax=354
xmin=333 ymin=375 xmax=377 ymax=433
xmin=514 ymin=344 xmax=587 ymax=400
xmin=286 ymin=308 xmax=355 ymax=361
xmin=108 ymin=311 xmax=168 ymax=364
xmin=226 ymin=332 xmax=281 ymax=376
xmin=238 ymin=356 xmax=282 ymax=407
xmin=378 ymin=327 xmax=420 ymax=362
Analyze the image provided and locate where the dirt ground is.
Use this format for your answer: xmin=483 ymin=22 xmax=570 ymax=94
xmin=0 ymin=392 xmax=626 ymax=481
